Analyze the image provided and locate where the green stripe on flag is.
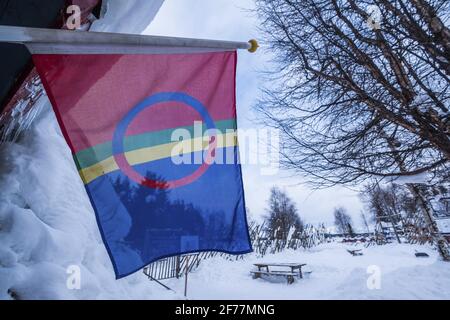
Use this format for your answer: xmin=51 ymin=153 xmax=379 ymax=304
xmin=74 ymin=119 xmax=237 ymax=170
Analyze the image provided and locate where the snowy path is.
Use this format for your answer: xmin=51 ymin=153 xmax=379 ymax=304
xmin=160 ymin=243 xmax=450 ymax=300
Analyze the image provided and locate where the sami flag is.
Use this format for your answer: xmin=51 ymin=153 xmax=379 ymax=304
xmin=32 ymin=51 xmax=252 ymax=278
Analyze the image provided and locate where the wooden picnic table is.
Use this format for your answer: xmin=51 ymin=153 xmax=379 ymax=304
xmin=251 ymin=263 xmax=307 ymax=284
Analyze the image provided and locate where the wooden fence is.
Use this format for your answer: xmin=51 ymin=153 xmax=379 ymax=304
xmin=143 ymin=222 xmax=327 ymax=281
xmin=249 ymin=222 xmax=327 ymax=256
xmin=143 ymin=251 xmax=245 ymax=281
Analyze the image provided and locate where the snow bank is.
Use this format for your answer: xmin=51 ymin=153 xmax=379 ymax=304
xmin=91 ymin=0 xmax=164 ymax=34
xmin=0 ymin=0 xmax=175 ymax=300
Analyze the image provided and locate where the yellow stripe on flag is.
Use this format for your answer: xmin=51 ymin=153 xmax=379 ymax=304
xmin=79 ymin=132 xmax=237 ymax=184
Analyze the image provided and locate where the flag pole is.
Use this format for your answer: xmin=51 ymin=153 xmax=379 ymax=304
xmin=0 ymin=25 xmax=258 ymax=54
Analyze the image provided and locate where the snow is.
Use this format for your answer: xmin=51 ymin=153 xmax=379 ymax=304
xmin=0 ymin=0 xmax=170 ymax=300
xmin=163 ymin=242 xmax=450 ymax=300
xmin=91 ymin=0 xmax=164 ymax=34
xmin=393 ymin=172 xmax=431 ymax=184
xmin=436 ymin=218 xmax=450 ymax=234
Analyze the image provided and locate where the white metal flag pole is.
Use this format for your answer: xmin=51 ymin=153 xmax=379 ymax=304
xmin=0 ymin=25 xmax=259 ymax=54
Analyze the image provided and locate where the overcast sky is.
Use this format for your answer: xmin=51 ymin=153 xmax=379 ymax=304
xmin=144 ymin=0 xmax=365 ymax=228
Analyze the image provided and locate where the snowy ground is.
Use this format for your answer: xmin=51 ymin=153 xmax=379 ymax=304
xmin=161 ymin=242 xmax=450 ymax=300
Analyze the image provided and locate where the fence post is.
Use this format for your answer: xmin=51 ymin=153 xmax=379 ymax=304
xmin=184 ymin=255 xmax=189 ymax=297
xmin=176 ymin=255 xmax=181 ymax=279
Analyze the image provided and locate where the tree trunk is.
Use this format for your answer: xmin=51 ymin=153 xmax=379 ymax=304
xmin=407 ymin=184 xmax=450 ymax=261
xmin=381 ymin=128 xmax=450 ymax=260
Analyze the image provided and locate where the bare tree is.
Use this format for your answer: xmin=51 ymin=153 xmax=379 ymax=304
xmin=360 ymin=183 xmax=409 ymax=242
xmin=333 ymin=207 xmax=355 ymax=236
xmin=361 ymin=184 xmax=404 ymax=222
xmin=266 ymin=186 xmax=304 ymax=239
xmin=255 ymin=0 xmax=450 ymax=187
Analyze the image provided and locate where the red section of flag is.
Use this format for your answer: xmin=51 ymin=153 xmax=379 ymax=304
xmin=32 ymin=52 xmax=236 ymax=153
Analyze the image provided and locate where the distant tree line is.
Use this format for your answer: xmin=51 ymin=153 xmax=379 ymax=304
xmin=265 ymin=186 xmax=304 ymax=239
xmin=333 ymin=207 xmax=355 ymax=236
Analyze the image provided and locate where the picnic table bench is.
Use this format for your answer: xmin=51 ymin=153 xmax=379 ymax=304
xmin=251 ymin=263 xmax=307 ymax=284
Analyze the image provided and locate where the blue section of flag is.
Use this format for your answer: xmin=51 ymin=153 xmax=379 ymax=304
xmin=84 ymin=146 xmax=252 ymax=278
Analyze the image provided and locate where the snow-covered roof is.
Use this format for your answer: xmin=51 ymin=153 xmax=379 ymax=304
xmin=436 ymin=218 xmax=450 ymax=234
